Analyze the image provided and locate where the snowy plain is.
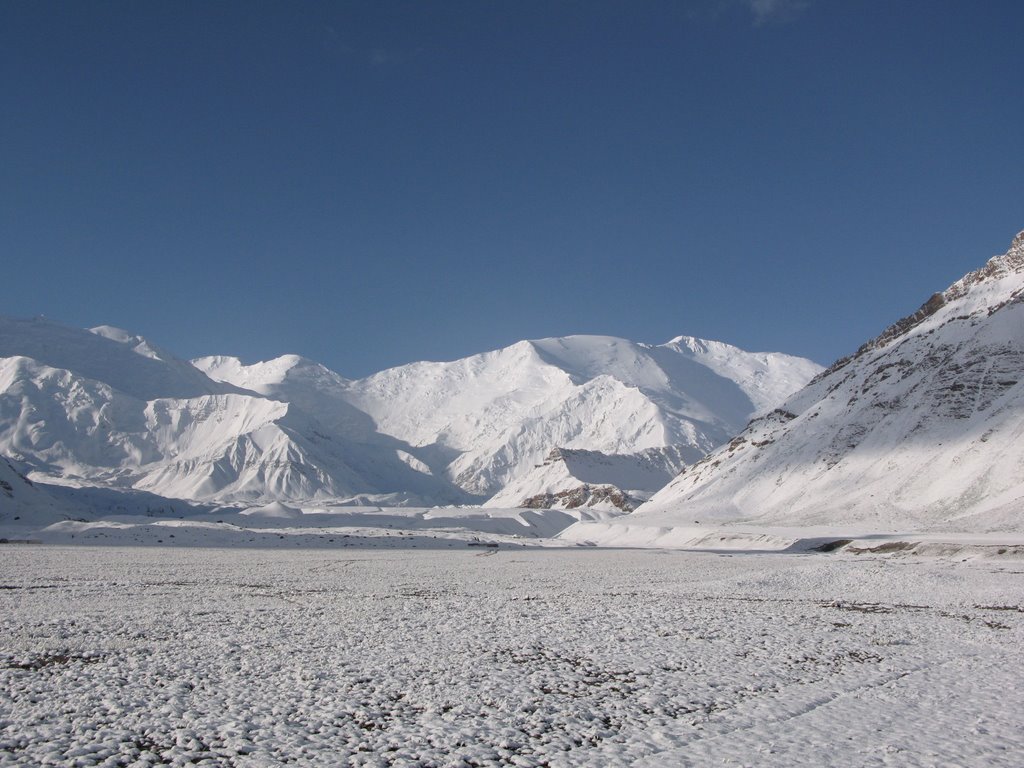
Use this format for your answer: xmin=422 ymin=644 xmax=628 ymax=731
xmin=2 ymin=544 xmax=1023 ymax=767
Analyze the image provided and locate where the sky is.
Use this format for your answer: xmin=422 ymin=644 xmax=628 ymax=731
xmin=2 ymin=0 xmax=1022 ymax=377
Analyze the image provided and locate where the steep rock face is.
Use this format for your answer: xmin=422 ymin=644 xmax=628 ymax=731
xmin=341 ymin=335 xmax=821 ymax=498
xmin=520 ymin=485 xmax=637 ymax=513
xmin=636 ymin=231 xmax=1024 ymax=533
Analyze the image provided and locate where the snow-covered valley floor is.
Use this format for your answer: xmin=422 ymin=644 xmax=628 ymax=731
xmin=2 ymin=546 xmax=1023 ymax=767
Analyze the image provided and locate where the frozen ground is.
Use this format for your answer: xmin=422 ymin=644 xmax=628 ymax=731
xmin=1 ymin=546 xmax=1023 ymax=767
xmin=0 ymin=505 xmax=595 ymax=550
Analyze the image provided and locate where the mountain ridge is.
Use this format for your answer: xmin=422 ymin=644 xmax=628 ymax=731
xmin=629 ymin=230 xmax=1024 ymax=533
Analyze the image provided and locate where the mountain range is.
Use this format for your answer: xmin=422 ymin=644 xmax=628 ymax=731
xmin=6 ymin=229 xmax=1020 ymax=539
xmin=0 ymin=319 xmax=820 ymax=513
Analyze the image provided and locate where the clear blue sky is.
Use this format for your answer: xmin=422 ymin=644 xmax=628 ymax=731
xmin=2 ymin=0 xmax=1022 ymax=377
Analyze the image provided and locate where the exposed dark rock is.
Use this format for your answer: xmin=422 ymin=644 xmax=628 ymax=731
xmin=812 ymin=231 xmax=1024 ymax=384
xmin=521 ymin=485 xmax=637 ymax=512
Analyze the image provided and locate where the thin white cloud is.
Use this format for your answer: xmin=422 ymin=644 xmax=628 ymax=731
xmin=746 ymin=0 xmax=811 ymax=25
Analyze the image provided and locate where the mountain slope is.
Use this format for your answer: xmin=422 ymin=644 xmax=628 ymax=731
xmin=0 ymin=456 xmax=79 ymax=526
xmin=633 ymin=230 xmax=1024 ymax=533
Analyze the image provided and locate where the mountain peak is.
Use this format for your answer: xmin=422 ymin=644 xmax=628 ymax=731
xmin=816 ymin=228 xmax=1024 ymax=382
xmin=663 ymin=335 xmax=730 ymax=354
xmin=89 ymin=325 xmax=136 ymax=343
xmin=949 ymin=228 xmax=1024 ymax=293
xmin=0 ymin=315 xmax=235 ymax=401
xmin=193 ymin=353 xmax=347 ymax=393
xmin=0 ymin=316 xmax=820 ymax=507
xmin=89 ymin=325 xmax=168 ymax=362
xmin=1011 ymin=229 xmax=1024 ymax=253
xmin=258 ymin=353 xmax=322 ymax=375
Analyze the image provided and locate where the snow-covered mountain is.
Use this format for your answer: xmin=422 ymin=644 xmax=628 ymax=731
xmin=0 ymin=318 xmax=462 ymax=505
xmin=336 ymin=335 xmax=821 ymax=502
xmin=0 ymin=319 xmax=240 ymax=401
xmin=632 ymin=230 xmax=1024 ymax=533
xmin=0 ymin=316 xmax=818 ymax=508
xmin=199 ymin=336 xmax=822 ymax=508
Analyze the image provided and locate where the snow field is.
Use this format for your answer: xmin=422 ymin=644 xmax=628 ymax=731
xmin=0 ymin=505 xmax=593 ymax=550
xmin=2 ymin=547 xmax=1023 ymax=766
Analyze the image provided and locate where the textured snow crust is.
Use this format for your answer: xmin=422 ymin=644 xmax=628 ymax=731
xmin=1 ymin=546 xmax=1022 ymax=767
xmin=632 ymin=231 xmax=1024 ymax=533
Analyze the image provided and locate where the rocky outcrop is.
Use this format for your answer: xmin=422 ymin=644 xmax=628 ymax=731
xmin=521 ymin=485 xmax=637 ymax=512
xmin=817 ymin=230 xmax=1024 ymax=383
